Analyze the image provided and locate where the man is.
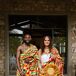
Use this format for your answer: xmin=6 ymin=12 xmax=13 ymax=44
xmin=16 ymin=31 xmax=39 ymax=76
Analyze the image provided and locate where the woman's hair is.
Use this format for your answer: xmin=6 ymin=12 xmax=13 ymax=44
xmin=40 ymin=35 xmax=52 ymax=54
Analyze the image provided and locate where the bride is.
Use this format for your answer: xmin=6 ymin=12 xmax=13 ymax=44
xmin=38 ymin=35 xmax=64 ymax=76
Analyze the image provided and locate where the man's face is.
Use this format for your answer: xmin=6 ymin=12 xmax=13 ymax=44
xmin=23 ymin=34 xmax=32 ymax=45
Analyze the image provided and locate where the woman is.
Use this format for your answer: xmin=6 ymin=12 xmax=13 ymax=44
xmin=39 ymin=36 xmax=64 ymax=76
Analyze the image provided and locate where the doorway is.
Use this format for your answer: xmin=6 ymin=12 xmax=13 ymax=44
xmin=9 ymin=15 xmax=67 ymax=75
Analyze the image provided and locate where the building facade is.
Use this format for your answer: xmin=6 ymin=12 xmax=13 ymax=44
xmin=0 ymin=0 xmax=76 ymax=76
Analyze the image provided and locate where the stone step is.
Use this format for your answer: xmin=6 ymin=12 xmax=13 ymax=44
xmin=9 ymin=74 xmax=67 ymax=76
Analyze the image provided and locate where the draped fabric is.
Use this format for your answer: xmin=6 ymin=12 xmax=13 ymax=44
xmin=39 ymin=48 xmax=64 ymax=76
xmin=16 ymin=44 xmax=39 ymax=76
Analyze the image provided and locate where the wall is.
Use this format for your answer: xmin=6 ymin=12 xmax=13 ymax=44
xmin=0 ymin=0 xmax=76 ymax=76
xmin=0 ymin=15 xmax=5 ymax=76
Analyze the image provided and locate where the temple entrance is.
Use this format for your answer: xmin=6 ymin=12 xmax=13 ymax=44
xmin=9 ymin=15 xmax=67 ymax=75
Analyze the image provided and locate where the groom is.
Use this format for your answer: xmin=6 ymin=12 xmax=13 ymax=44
xmin=16 ymin=30 xmax=39 ymax=76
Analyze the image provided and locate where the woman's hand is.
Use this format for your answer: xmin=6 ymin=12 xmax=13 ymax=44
xmin=49 ymin=57 xmax=55 ymax=62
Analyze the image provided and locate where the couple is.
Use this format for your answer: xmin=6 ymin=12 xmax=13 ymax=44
xmin=16 ymin=31 xmax=63 ymax=76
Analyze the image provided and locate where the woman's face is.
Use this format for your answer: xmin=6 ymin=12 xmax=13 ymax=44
xmin=44 ymin=36 xmax=50 ymax=47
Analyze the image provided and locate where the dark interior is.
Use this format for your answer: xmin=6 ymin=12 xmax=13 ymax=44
xmin=9 ymin=15 xmax=67 ymax=74
xmin=9 ymin=15 xmax=67 ymax=37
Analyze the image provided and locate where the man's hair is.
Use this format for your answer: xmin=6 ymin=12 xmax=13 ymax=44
xmin=23 ymin=29 xmax=32 ymax=38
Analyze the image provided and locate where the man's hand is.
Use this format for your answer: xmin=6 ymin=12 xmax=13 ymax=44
xmin=21 ymin=73 xmax=25 ymax=76
xmin=20 ymin=71 xmax=25 ymax=76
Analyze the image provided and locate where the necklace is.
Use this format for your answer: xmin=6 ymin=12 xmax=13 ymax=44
xmin=44 ymin=48 xmax=50 ymax=54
